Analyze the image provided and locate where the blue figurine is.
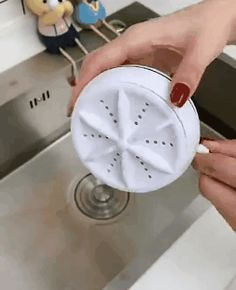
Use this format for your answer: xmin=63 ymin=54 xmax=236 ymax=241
xmin=74 ymin=0 xmax=119 ymax=42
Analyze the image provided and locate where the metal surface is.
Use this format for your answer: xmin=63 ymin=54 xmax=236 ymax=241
xmin=0 ymin=2 xmax=159 ymax=179
xmin=74 ymin=174 xmax=130 ymax=220
xmin=0 ymin=124 xmax=222 ymax=290
xmin=0 ymin=2 xmax=157 ymax=108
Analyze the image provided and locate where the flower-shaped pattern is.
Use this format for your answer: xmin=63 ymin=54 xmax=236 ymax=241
xmin=77 ymin=87 xmax=181 ymax=191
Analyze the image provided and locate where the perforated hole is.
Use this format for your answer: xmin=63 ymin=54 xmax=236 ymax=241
xmin=106 ymin=153 xmax=121 ymax=174
xmin=81 ymin=133 xmax=113 ymax=141
xmin=80 ymin=93 xmax=177 ymax=189
xmin=100 ymin=99 xmax=116 ymax=122
xmin=143 ymin=139 xmax=174 ymax=148
xmin=136 ymin=157 xmax=152 ymax=179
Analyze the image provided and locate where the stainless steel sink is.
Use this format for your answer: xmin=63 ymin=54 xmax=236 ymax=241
xmin=0 ymin=123 xmax=222 ymax=290
xmin=0 ymin=3 xmax=229 ymax=290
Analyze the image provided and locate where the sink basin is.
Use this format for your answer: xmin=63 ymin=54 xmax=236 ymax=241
xmin=0 ymin=123 xmax=221 ymax=290
xmin=0 ymin=3 xmax=229 ymax=289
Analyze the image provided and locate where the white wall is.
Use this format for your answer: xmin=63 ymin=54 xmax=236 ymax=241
xmin=0 ymin=0 xmax=26 ymax=29
xmin=0 ymin=0 xmax=235 ymax=74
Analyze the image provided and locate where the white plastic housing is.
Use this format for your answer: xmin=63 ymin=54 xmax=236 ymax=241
xmin=71 ymin=66 xmax=200 ymax=193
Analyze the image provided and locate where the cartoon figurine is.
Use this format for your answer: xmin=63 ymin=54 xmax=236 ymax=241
xmin=74 ymin=0 xmax=120 ymax=43
xmin=25 ymin=0 xmax=88 ymax=85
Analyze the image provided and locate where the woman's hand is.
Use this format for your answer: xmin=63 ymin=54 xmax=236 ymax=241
xmin=194 ymin=140 xmax=236 ymax=230
xmin=68 ymin=0 xmax=236 ymax=115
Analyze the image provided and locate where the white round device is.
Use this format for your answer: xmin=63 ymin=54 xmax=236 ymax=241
xmin=71 ymin=65 xmax=201 ymax=193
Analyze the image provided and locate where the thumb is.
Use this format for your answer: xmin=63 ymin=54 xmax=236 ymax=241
xmin=170 ymin=39 xmax=221 ymax=107
xmin=202 ymin=139 xmax=236 ymax=159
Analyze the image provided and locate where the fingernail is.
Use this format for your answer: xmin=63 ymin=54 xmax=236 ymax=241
xmin=67 ymin=106 xmax=72 ymax=118
xmin=68 ymin=77 xmax=77 ymax=87
xmin=170 ymin=83 xmax=190 ymax=107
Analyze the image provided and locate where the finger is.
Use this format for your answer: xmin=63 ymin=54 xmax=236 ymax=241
xmin=202 ymin=139 xmax=236 ymax=158
xmin=68 ymin=21 xmax=179 ymax=115
xmin=68 ymin=37 xmax=128 ymax=116
xmin=194 ymin=153 xmax=236 ymax=188
xmin=199 ymin=174 xmax=236 ymax=230
xmin=170 ymin=35 xmax=225 ymax=107
xmin=135 ymin=48 xmax=182 ymax=76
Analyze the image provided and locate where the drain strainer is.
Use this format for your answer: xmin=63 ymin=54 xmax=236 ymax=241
xmin=74 ymin=174 xmax=130 ymax=220
xmin=71 ymin=65 xmax=200 ymax=193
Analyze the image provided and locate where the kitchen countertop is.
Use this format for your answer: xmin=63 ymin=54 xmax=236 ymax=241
xmin=0 ymin=0 xmax=236 ymax=74
xmin=130 ymin=207 xmax=236 ymax=290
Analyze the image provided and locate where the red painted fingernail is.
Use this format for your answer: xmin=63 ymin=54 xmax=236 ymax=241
xmin=68 ymin=77 xmax=77 ymax=87
xmin=170 ymin=83 xmax=190 ymax=107
xmin=67 ymin=109 xmax=72 ymax=118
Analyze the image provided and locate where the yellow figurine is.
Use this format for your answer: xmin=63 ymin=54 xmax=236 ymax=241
xmin=26 ymin=0 xmax=88 ymax=84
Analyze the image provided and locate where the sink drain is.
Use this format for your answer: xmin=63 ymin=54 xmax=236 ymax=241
xmin=74 ymin=174 xmax=130 ymax=220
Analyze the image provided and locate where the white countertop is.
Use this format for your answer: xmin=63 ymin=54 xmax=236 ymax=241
xmin=0 ymin=0 xmax=236 ymax=73
xmin=130 ymin=207 xmax=236 ymax=290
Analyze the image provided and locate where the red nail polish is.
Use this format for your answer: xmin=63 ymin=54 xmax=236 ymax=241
xmin=68 ymin=77 xmax=77 ymax=87
xmin=170 ymin=83 xmax=190 ymax=107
